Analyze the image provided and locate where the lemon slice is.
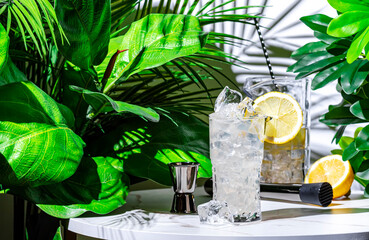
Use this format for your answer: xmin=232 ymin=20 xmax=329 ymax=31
xmin=304 ymin=155 xmax=354 ymax=199
xmin=252 ymin=92 xmax=303 ymax=144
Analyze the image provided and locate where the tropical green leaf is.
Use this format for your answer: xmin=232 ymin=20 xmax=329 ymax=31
xmin=0 ymin=121 xmax=85 ymax=187
xmin=0 ymin=59 xmax=28 ymax=87
xmin=85 ymin=111 xmax=212 ymax=186
xmin=290 ymin=41 xmax=328 ymax=60
xmin=320 ymin=106 xmax=366 ymax=126
xmin=314 ymin=31 xmax=340 ymax=44
xmin=0 ymin=23 xmax=9 ymax=73
xmin=328 ymin=11 xmax=369 ymax=38
xmin=349 ymin=150 xmax=364 ymax=173
xmin=100 ymin=14 xmax=208 ymax=93
xmin=300 ymin=14 xmax=333 ymax=33
xmin=355 ymin=125 xmax=369 ymax=150
xmin=70 ymin=86 xmax=160 ymax=122
xmin=350 ymin=100 xmax=369 ymax=120
xmin=347 ymin=26 xmax=369 ymax=63
xmin=311 ymin=61 xmax=346 ymax=90
xmin=333 ymin=125 xmax=347 ymax=144
xmin=326 ymin=39 xmax=350 ymax=56
xmin=342 ymin=141 xmax=359 ymax=160
xmin=9 ymin=156 xmax=129 ymax=218
xmin=328 ymin=0 xmax=369 ymax=13
xmin=0 ymin=81 xmax=71 ymax=125
xmin=287 ymin=51 xmax=335 ymax=73
xmin=55 ymin=0 xmax=111 ymax=69
xmin=340 ymin=60 xmax=369 ymax=94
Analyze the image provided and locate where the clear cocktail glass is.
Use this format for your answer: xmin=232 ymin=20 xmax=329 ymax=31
xmin=243 ymin=77 xmax=311 ymax=184
xmin=209 ymin=102 xmax=265 ymax=222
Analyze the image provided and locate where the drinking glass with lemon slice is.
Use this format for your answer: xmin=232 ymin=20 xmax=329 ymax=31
xmin=244 ymin=77 xmax=311 ymax=184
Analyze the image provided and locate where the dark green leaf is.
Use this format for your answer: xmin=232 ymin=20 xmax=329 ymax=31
xmin=287 ymin=51 xmax=334 ymax=73
xmin=320 ymin=106 xmax=365 ymax=126
xmin=314 ymin=31 xmax=339 ymax=44
xmin=340 ymin=60 xmax=369 ymax=94
xmin=311 ymin=61 xmax=346 ymax=90
xmin=86 ymin=111 xmax=212 ymax=186
xmin=341 ymin=90 xmax=363 ymax=104
xmin=349 ymin=151 xmax=364 ymax=172
xmin=0 ymin=59 xmax=27 ymax=86
xmin=350 ymin=100 xmax=369 ymax=120
xmin=328 ymin=0 xmax=369 ymax=13
xmin=300 ymin=14 xmax=333 ymax=33
xmin=347 ymin=26 xmax=369 ymax=63
xmin=333 ymin=126 xmax=347 ymax=144
xmin=70 ymin=86 xmax=160 ymax=122
xmin=290 ymin=42 xmax=328 ymax=60
xmin=355 ymin=125 xmax=369 ymax=150
xmin=99 ymin=14 xmax=208 ymax=93
xmin=55 ymin=0 xmax=111 ymax=69
xmin=326 ymin=39 xmax=350 ymax=56
xmin=294 ymin=54 xmax=344 ymax=74
xmin=328 ymin=11 xmax=369 ymax=37
xmin=0 ymin=121 xmax=85 ymax=187
xmin=342 ymin=141 xmax=358 ymax=161
xmin=331 ymin=149 xmax=343 ymax=155
xmin=10 ymin=156 xmax=129 ymax=218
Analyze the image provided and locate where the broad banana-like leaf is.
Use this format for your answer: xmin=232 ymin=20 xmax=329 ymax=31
xmin=86 ymin=111 xmax=211 ymax=186
xmin=70 ymin=86 xmax=160 ymax=122
xmin=0 ymin=23 xmax=9 ymax=73
xmin=10 ymin=156 xmax=129 ymax=219
xmin=99 ymin=14 xmax=208 ymax=93
xmin=0 ymin=81 xmax=70 ymax=126
xmin=0 ymin=121 xmax=85 ymax=187
xmin=55 ymin=0 xmax=111 ymax=69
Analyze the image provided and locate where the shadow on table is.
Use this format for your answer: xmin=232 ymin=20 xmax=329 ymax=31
xmin=98 ymin=209 xmax=157 ymax=228
xmin=262 ymin=207 xmax=369 ymax=221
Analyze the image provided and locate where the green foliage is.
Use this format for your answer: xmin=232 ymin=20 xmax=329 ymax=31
xmin=291 ymin=0 xmax=369 ymax=195
xmin=0 ymin=0 xmax=263 ymax=219
xmin=55 ymin=0 xmax=111 ymax=70
xmin=100 ymin=14 xmax=208 ymax=93
xmin=86 ymin=112 xmax=212 ymax=186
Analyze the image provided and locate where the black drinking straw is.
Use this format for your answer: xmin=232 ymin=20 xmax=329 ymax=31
xmin=253 ymin=18 xmax=275 ymax=81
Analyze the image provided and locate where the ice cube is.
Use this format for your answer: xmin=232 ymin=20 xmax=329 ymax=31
xmin=214 ymin=86 xmax=242 ymax=112
xmin=198 ymin=200 xmax=233 ymax=224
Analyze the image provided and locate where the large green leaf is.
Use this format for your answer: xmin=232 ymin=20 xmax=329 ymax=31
xmin=0 ymin=122 xmax=85 ymax=187
xmin=85 ymin=111 xmax=212 ymax=186
xmin=320 ymin=106 xmax=366 ymax=126
xmin=355 ymin=125 xmax=369 ymax=150
xmin=55 ymin=0 xmax=111 ymax=69
xmin=0 ymin=59 xmax=28 ymax=87
xmin=311 ymin=61 xmax=346 ymax=90
xmin=0 ymin=23 xmax=9 ymax=73
xmin=9 ymin=156 xmax=129 ymax=218
xmin=290 ymin=41 xmax=328 ymax=60
xmin=0 ymin=81 xmax=69 ymax=125
xmin=328 ymin=0 xmax=369 ymax=13
xmin=347 ymin=26 xmax=369 ymax=63
xmin=340 ymin=60 xmax=369 ymax=94
xmin=300 ymin=14 xmax=333 ymax=33
xmin=100 ymin=14 xmax=208 ymax=93
xmin=69 ymin=86 xmax=160 ymax=122
xmin=328 ymin=11 xmax=369 ymax=37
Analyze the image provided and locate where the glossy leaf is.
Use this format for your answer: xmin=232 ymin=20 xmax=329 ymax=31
xmin=355 ymin=125 xmax=369 ymax=150
xmin=328 ymin=11 xmax=369 ymax=37
xmin=320 ymin=106 xmax=366 ymax=126
xmin=85 ymin=112 xmax=212 ymax=186
xmin=314 ymin=31 xmax=339 ymax=44
xmin=347 ymin=26 xmax=369 ymax=63
xmin=70 ymin=86 xmax=160 ymax=122
xmin=293 ymin=54 xmax=344 ymax=74
xmin=340 ymin=60 xmax=369 ymax=94
xmin=287 ymin=51 xmax=335 ymax=73
xmin=349 ymin=151 xmax=364 ymax=173
xmin=333 ymin=126 xmax=347 ymax=144
xmin=311 ymin=61 xmax=346 ymax=90
xmin=350 ymin=100 xmax=369 ymax=120
xmin=0 ymin=121 xmax=85 ymax=187
xmin=326 ymin=39 xmax=351 ymax=56
xmin=328 ymin=0 xmax=369 ymax=13
xmin=55 ymin=0 xmax=111 ymax=69
xmin=342 ymin=141 xmax=359 ymax=161
xmin=100 ymin=14 xmax=208 ymax=93
xmin=300 ymin=14 xmax=332 ymax=33
xmin=10 ymin=156 xmax=129 ymax=218
xmin=290 ymin=41 xmax=328 ymax=60
xmin=0 ymin=59 xmax=28 ymax=87
xmin=0 ymin=23 xmax=9 ymax=73
xmin=0 ymin=82 xmax=69 ymax=125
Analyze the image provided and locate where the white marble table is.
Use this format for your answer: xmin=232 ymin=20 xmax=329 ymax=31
xmin=68 ymin=188 xmax=369 ymax=240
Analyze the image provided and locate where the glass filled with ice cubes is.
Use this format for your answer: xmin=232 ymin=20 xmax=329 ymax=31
xmin=243 ymin=77 xmax=311 ymax=184
xmin=205 ymin=86 xmax=265 ymax=223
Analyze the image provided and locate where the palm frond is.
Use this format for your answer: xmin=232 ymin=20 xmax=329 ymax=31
xmin=0 ymin=0 xmax=65 ymax=57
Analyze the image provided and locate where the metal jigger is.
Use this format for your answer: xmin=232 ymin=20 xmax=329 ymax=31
xmin=168 ymin=162 xmax=200 ymax=213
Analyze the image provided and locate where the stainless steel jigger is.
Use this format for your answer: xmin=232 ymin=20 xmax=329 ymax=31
xmin=168 ymin=162 xmax=200 ymax=213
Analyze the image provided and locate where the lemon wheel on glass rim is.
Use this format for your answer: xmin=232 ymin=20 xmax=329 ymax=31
xmin=252 ymin=91 xmax=303 ymax=144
